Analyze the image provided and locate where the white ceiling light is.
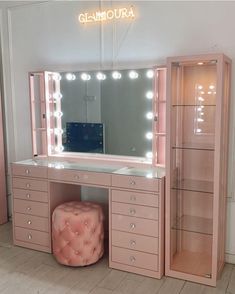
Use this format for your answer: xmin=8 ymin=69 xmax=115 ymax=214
xmin=146 ymin=112 xmax=153 ymax=120
xmin=146 ymin=70 xmax=154 ymax=79
xmin=112 ymin=71 xmax=122 ymax=80
xmin=129 ymin=70 xmax=139 ymax=79
xmin=65 ymin=73 xmax=76 ymax=81
xmin=145 ymin=132 xmax=153 ymax=140
xmin=81 ymin=73 xmax=91 ymax=81
xmin=96 ymin=72 xmax=106 ymax=80
xmin=146 ymin=91 xmax=154 ymax=99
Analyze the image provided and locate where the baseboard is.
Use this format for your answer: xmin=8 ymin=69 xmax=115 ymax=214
xmin=225 ymin=253 xmax=235 ymax=264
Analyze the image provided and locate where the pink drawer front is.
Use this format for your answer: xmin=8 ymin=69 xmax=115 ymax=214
xmin=14 ymin=213 xmax=49 ymax=232
xmin=13 ymin=188 xmax=48 ymax=203
xmin=112 ymin=230 xmax=158 ymax=254
xmin=112 ymin=175 xmax=159 ymax=192
xmin=112 ymin=202 xmax=158 ymax=220
xmin=14 ymin=199 xmax=48 ymax=217
xmin=12 ymin=178 xmax=48 ymax=192
xmin=12 ymin=164 xmax=47 ymax=178
xmin=112 ymin=246 xmax=158 ymax=272
xmin=112 ymin=214 xmax=158 ymax=237
xmin=112 ymin=190 xmax=159 ymax=207
xmin=14 ymin=227 xmax=50 ymax=247
xmin=48 ymin=168 xmax=111 ymax=186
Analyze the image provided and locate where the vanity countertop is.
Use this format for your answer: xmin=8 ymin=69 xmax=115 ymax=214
xmin=13 ymin=159 xmax=165 ymax=179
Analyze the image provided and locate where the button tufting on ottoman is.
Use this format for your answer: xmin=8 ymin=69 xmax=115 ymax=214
xmin=52 ymin=201 xmax=104 ymax=266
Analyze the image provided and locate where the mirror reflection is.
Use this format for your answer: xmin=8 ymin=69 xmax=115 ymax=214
xmin=59 ymin=68 xmax=154 ymax=158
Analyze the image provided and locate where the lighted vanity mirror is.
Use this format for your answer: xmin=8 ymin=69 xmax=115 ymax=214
xmin=57 ymin=68 xmax=154 ymax=158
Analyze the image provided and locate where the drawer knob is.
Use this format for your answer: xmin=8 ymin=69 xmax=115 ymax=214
xmin=28 ymin=234 xmax=32 ymax=240
xmin=74 ymin=175 xmax=79 ymax=180
xmin=25 ymin=169 xmax=30 ymax=174
xmin=130 ymin=180 xmax=136 ymax=186
xmin=129 ymin=208 xmax=136 ymax=215
xmin=130 ymin=223 xmax=136 ymax=230
xmin=26 ymin=183 xmax=30 ymax=188
xmin=129 ymin=256 xmax=136 ymax=263
xmin=27 ymin=207 xmax=31 ymax=211
xmin=27 ymin=220 xmax=32 ymax=225
xmin=130 ymin=240 xmax=136 ymax=246
xmin=26 ymin=193 xmax=31 ymax=199
xmin=130 ymin=195 xmax=136 ymax=201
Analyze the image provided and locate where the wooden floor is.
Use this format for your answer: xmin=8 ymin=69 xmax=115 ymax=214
xmin=0 ymin=222 xmax=234 ymax=294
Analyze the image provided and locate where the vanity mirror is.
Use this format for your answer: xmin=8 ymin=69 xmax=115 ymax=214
xmin=29 ymin=67 xmax=166 ymax=166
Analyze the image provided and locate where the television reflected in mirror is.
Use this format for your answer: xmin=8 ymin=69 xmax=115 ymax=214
xmin=59 ymin=68 xmax=154 ymax=158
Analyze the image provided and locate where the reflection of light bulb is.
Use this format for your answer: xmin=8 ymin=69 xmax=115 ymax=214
xmin=129 ymin=70 xmax=139 ymax=79
xmin=96 ymin=72 xmax=106 ymax=80
xmin=145 ymin=151 xmax=153 ymax=159
xmin=55 ymin=163 xmax=65 ymax=169
xmin=54 ymin=111 xmax=63 ymax=118
xmin=65 ymin=73 xmax=76 ymax=81
xmin=54 ymin=128 xmax=63 ymax=135
xmin=196 ymin=128 xmax=202 ymax=133
xmin=207 ymin=91 xmax=212 ymax=94
xmin=53 ymin=74 xmax=62 ymax=81
xmin=197 ymin=118 xmax=204 ymax=122
xmin=197 ymin=62 xmax=204 ymax=65
xmin=81 ymin=73 xmax=91 ymax=81
xmin=146 ymin=112 xmax=153 ymax=120
xmin=146 ymin=173 xmax=153 ymax=178
xmin=146 ymin=70 xmax=154 ymax=79
xmin=198 ymin=85 xmax=203 ymax=90
xmin=53 ymin=93 xmax=63 ymax=100
xmin=209 ymin=85 xmax=215 ymax=90
xmin=200 ymin=91 xmax=205 ymax=95
xmin=197 ymin=107 xmax=202 ymax=111
xmin=198 ymin=97 xmax=204 ymax=102
xmin=145 ymin=132 xmax=153 ymax=140
xmin=112 ymin=71 xmax=122 ymax=79
xmin=55 ymin=145 xmax=64 ymax=153
xmin=201 ymin=112 xmax=204 ymax=115
xmin=146 ymin=91 xmax=154 ymax=99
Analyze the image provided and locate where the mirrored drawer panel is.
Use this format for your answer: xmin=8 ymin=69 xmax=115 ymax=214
xmin=12 ymin=165 xmax=47 ymax=178
xmin=112 ymin=175 xmax=159 ymax=192
xmin=112 ymin=189 xmax=159 ymax=207
xmin=14 ymin=199 xmax=48 ymax=218
xmin=12 ymin=178 xmax=48 ymax=192
xmin=13 ymin=188 xmax=48 ymax=203
xmin=112 ymin=230 xmax=159 ymax=254
xmin=112 ymin=202 xmax=159 ymax=220
xmin=14 ymin=213 xmax=49 ymax=232
xmin=15 ymin=227 xmax=50 ymax=247
xmin=48 ymin=169 xmax=111 ymax=186
xmin=112 ymin=214 xmax=158 ymax=237
xmin=112 ymin=246 xmax=159 ymax=272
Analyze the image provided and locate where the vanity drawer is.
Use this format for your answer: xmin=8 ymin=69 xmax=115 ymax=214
xmin=12 ymin=178 xmax=48 ymax=192
xmin=112 ymin=202 xmax=159 ymax=220
xmin=112 ymin=190 xmax=159 ymax=207
xmin=112 ymin=214 xmax=158 ymax=237
xmin=112 ymin=175 xmax=159 ymax=192
xmin=112 ymin=231 xmax=159 ymax=254
xmin=12 ymin=165 xmax=47 ymax=178
xmin=14 ymin=199 xmax=48 ymax=217
xmin=112 ymin=246 xmax=158 ymax=272
xmin=14 ymin=227 xmax=50 ymax=247
xmin=14 ymin=213 xmax=49 ymax=232
xmin=48 ymin=169 xmax=111 ymax=186
xmin=13 ymin=188 xmax=48 ymax=203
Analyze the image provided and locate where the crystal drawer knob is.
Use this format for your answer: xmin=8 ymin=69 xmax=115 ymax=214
xmin=28 ymin=234 xmax=32 ymax=240
xmin=130 ymin=180 xmax=136 ymax=186
xmin=27 ymin=207 xmax=31 ymax=211
xmin=25 ymin=169 xmax=30 ymax=174
xmin=26 ymin=183 xmax=30 ymax=188
xmin=130 ymin=240 xmax=136 ymax=246
xmin=129 ymin=208 xmax=136 ymax=215
xmin=130 ymin=223 xmax=136 ymax=229
xmin=129 ymin=256 xmax=136 ymax=263
xmin=27 ymin=220 xmax=32 ymax=225
xmin=74 ymin=175 xmax=79 ymax=180
xmin=130 ymin=195 xmax=136 ymax=201
xmin=26 ymin=193 xmax=30 ymax=199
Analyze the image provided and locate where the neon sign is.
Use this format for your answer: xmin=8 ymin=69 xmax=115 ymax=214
xmin=78 ymin=6 xmax=135 ymax=24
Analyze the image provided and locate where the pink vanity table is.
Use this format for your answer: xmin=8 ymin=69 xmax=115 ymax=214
xmin=12 ymin=159 xmax=165 ymax=279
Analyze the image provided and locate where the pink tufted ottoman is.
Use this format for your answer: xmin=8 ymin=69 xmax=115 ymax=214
xmin=52 ymin=201 xmax=104 ymax=266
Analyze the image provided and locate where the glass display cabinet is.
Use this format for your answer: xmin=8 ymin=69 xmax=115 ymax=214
xmin=165 ymin=54 xmax=231 ymax=286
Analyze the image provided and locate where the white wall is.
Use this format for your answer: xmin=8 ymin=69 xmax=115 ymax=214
xmin=1 ymin=1 xmax=235 ymax=260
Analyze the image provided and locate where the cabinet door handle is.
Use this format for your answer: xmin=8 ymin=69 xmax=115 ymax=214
xmin=130 ymin=180 xmax=136 ymax=186
xmin=26 ymin=193 xmax=31 ymax=199
xmin=130 ymin=195 xmax=136 ymax=201
xmin=129 ymin=208 xmax=136 ymax=215
xmin=27 ymin=220 xmax=32 ymax=225
xmin=129 ymin=256 xmax=136 ymax=263
xmin=25 ymin=169 xmax=30 ymax=174
xmin=28 ymin=234 xmax=32 ymax=240
xmin=27 ymin=207 xmax=31 ymax=211
xmin=26 ymin=183 xmax=30 ymax=188
xmin=130 ymin=240 xmax=136 ymax=246
xmin=74 ymin=175 xmax=79 ymax=180
xmin=130 ymin=223 xmax=136 ymax=229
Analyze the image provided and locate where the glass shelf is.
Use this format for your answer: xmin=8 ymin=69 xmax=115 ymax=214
xmin=172 ymin=215 xmax=213 ymax=235
xmin=172 ymin=179 xmax=213 ymax=194
xmin=172 ymin=143 xmax=214 ymax=151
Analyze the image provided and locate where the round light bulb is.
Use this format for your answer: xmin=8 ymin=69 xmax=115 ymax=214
xmin=146 ymin=70 xmax=154 ymax=79
xmin=54 ymin=111 xmax=63 ymax=118
xmin=146 ymin=112 xmax=153 ymax=120
xmin=145 ymin=151 xmax=153 ymax=159
xmin=54 ymin=128 xmax=63 ymax=135
xmin=146 ymin=91 xmax=154 ymax=99
xmin=197 ymin=85 xmax=203 ymax=90
xmin=112 ymin=71 xmax=122 ymax=80
xmin=52 ymin=74 xmax=62 ymax=81
xmin=55 ymin=145 xmax=64 ymax=153
xmin=145 ymin=132 xmax=153 ymax=140
xmin=81 ymin=73 xmax=91 ymax=81
xmin=129 ymin=70 xmax=139 ymax=79
xmin=196 ymin=128 xmax=202 ymax=133
xmin=65 ymin=73 xmax=76 ymax=81
xmin=209 ymin=85 xmax=215 ymax=90
xmin=146 ymin=173 xmax=153 ymax=179
xmin=53 ymin=92 xmax=63 ymax=100
xmin=96 ymin=72 xmax=106 ymax=80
